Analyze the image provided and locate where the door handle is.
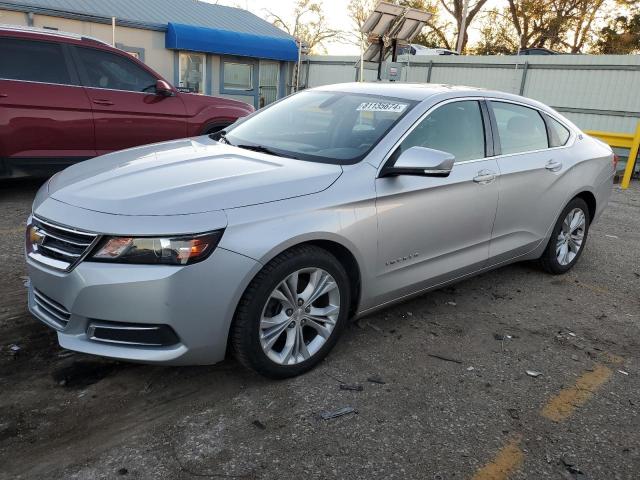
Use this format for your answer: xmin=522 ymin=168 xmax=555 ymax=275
xmin=92 ymin=99 xmax=114 ymax=106
xmin=473 ymin=170 xmax=496 ymax=184
xmin=0 ymin=93 xmax=8 ymax=98
xmin=545 ymin=160 xmax=562 ymax=172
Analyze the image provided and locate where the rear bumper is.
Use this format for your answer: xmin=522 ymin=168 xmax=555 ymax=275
xmin=27 ymin=247 xmax=261 ymax=365
xmin=592 ymin=171 xmax=615 ymax=224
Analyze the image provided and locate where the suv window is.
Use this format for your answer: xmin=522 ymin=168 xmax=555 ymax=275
xmin=0 ymin=37 xmax=72 ymax=85
xmin=75 ymin=47 xmax=157 ymax=93
xmin=394 ymin=100 xmax=485 ymax=163
xmin=492 ymin=102 xmax=548 ymax=154
xmin=546 ymin=115 xmax=571 ymax=147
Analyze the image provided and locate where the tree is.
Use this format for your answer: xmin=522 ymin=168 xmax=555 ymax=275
xmin=504 ymin=0 xmax=615 ymax=52
xmin=440 ymin=0 xmax=491 ymax=52
xmin=267 ymin=0 xmax=343 ymax=54
xmin=471 ymin=8 xmax=519 ymax=54
xmin=346 ymin=0 xmax=377 ymax=47
xmin=593 ymin=12 xmax=640 ymax=53
xmin=392 ymin=0 xmax=490 ymax=52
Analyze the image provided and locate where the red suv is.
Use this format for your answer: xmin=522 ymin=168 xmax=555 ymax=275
xmin=0 ymin=26 xmax=255 ymax=179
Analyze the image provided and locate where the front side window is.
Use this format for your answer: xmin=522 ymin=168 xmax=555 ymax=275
xmin=491 ymin=101 xmax=548 ymax=155
xmin=0 ymin=38 xmax=71 ymax=85
xmin=394 ymin=100 xmax=486 ymax=163
xmin=179 ymin=52 xmax=206 ymax=94
xmin=223 ymin=62 xmax=253 ymax=91
xmin=224 ymin=91 xmax=416 ymax=165
xmin=76 ymin=47 xmax=157 ymax=93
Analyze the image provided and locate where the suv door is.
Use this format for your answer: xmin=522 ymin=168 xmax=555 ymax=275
xmin=487 ymin=100 xmax=573 ymax=264
xmin=72 ymin=46 xmax=188 ymax=154
xmin=374 ymin=99 xmax=500 ymax=305
xmin=0 ymin=36 xmax=95 ymax=177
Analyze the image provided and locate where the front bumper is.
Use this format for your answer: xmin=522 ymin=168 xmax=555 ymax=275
xmin=27 ymin=247 xmax=261 ymax=365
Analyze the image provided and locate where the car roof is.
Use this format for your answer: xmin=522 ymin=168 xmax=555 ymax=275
xmin=0 ymin=24 xmax=110 ymax=46
xmin=311 ymin=82 xmax=533 ymax=104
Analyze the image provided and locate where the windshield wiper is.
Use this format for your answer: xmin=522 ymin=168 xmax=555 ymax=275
xmin=211 ymin=130 xmax=234 ymax=146
xmin=237 ymin=144 xmax=290 ymax=158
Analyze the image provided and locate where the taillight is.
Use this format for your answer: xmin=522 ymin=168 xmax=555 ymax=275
xmin=612 ymin=154 xmax=619 ymax=171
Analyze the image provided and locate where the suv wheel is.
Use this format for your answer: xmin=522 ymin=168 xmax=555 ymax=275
xmin=538 ymin=197 xmax=590 ymax=274
xmin=231 ymin=245 xmax=350 ymax=378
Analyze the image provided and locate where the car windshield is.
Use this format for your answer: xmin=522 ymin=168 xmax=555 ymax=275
xmin=223 ymin=91 xmax=416 ymax=165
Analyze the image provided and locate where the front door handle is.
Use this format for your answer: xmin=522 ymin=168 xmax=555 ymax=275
xmin=93 ymin=99 xmax=114 ymax=106
xmin=545 ymin=160 xmax=562 ymax=172
xmin=0 ymin=93 xmax=8 ymax=98
xmin=473 ymin=170 xmax=496 ymax=184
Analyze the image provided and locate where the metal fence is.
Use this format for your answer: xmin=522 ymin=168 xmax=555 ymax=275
xmin=299 ymin=54 xmax=640 ymax=135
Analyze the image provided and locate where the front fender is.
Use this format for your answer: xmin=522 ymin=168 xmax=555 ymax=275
xmin=220 ymin=164 xmax=379 ymax=310
xmin=185 ymin=103 xmax=254 ymax=136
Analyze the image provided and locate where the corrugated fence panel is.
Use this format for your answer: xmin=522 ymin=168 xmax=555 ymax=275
xmin=429 ymin=65 xmax=521 ymax=94
xmin=559 ymin=112 xmax=638 ymax=134
xmin=302 ymin=55 xmax=640 ymax=134
xmin=306 ymin=63 xmax=356 ymax=87
xmin=524 ymin=69 xmax=640 ymax=113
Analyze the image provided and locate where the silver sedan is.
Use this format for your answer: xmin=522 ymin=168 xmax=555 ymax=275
xmin=25 ymin=83 xmax=615 ymax=377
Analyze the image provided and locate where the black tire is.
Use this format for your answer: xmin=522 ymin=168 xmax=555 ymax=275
xmin=230 ymin=245 xmax=351 ymax=378
xmin=538 ymin=197 xmax=591 ymax=275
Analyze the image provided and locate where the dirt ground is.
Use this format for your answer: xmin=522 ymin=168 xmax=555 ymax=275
xmin=0 ymin=179 xmax=638 ymax=480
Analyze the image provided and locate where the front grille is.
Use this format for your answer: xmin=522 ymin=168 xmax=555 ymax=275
xmin=33 ymin=288 xmax=71 ymax=330
xmin=29 ymin=216 xmax=99 ymax=271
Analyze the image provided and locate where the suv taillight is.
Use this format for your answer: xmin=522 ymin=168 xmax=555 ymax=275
xmin=613 ymin=154 xmax=619 ymax=171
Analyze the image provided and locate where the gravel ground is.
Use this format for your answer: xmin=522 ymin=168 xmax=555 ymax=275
xmin=0 ymin=179 xmax=638 ymax=480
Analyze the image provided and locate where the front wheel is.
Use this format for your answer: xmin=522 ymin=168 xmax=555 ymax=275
xmin=230 ymin=245 xmax=351 ymax=378
xmin=538 ymin=197 xmax=590 ymax=274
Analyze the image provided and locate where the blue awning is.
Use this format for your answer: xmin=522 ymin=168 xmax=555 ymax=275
xmin=165 ymin=22 xmax=298 ymax=62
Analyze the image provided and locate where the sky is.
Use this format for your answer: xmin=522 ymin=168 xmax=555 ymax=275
xmin=211 ymin=0 xmax=372 ymax=55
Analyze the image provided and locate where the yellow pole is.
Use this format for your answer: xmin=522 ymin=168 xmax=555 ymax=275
xmin=621 ymin=120 xmax=640 ymax=189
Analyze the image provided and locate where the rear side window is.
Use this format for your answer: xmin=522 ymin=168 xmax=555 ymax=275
xmin=546 ymin=115 xmax=571 ymax=147
xmin=491 ymin=102 xmax=548 ymax=155
xmin=75 ymin=47 xmax=157 ymax=92
xmin=395 ymin=100 xmax=486 ymax=163
xmin=0 ymin=37 xmax=72 ymax=85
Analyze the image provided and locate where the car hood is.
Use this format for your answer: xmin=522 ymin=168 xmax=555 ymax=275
xmin=48 ymin=137 xmax=342 ymax=216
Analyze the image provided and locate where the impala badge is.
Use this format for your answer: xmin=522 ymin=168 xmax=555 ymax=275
xmin=386 ymin=252 xmax=419 ymax=266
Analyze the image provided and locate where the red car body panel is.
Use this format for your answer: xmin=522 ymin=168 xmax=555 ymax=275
xmin=0 ymin=79 xmax=97 ymax=162
xmin=0 ymin=28 xmax=255 ymax=178
xmin=85 ymin=87 xmax=189 ymax=155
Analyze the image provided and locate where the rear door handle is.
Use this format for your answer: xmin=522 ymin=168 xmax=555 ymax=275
xmin=92 ymin=99 xmax=114 ymax=106
xmin=545 ymin=160 xmax=562 ymax=172
xmin=473 ymin=170 xmax=496 ymax=184
xmin=0 ymin=93 xmax=8 ymax=98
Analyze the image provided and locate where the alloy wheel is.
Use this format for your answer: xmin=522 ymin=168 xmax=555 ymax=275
xmin=259 ymin=268 xmax=340 ymax=365
xmin=556 ymin=207 xmax=586 ymax=266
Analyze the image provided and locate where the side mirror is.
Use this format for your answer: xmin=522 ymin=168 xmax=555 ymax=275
xmin=381 ymin=146 xmax=455 ymax=177
xmin=156 ymin=79 xmax=174 ymax=97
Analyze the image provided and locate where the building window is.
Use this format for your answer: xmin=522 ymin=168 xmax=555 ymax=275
xmin=116 ymin=43 xmax=145 ymax=62
xmin=179 ymin=52 xmax=206 ymax=94
xmin=223 ymin=62 xmax=253 ymax=91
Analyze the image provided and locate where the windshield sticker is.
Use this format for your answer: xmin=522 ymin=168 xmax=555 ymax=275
xmin=357 ymin=102 xmax=407 ymax=113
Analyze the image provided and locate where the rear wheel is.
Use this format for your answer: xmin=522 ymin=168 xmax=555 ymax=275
xmin=538 ymin=197 xmax=590 ymax=274
xmin=230 ymin=245 xmax=350 ymax=378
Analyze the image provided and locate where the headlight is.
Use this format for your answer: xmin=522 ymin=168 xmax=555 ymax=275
xmin=88 ymin=231 xmax=223 ymax=266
